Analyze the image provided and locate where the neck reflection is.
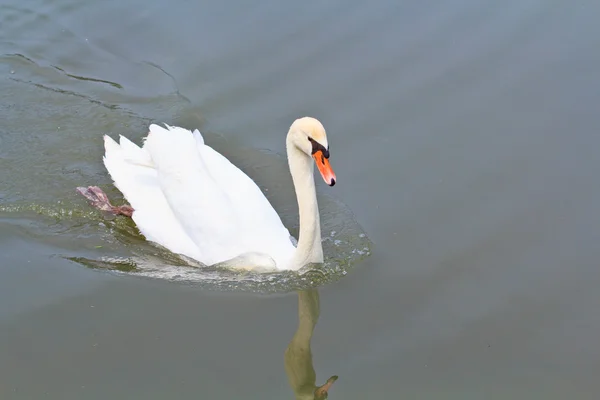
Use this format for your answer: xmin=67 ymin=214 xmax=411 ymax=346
xmin=284 ymin=289 xmax=338 ymax=399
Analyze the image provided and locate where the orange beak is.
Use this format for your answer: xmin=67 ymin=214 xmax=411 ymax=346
xmin=312 ymin=150 xmax=336 ymax=186
xmin=315 ymin=375 xmax=338 ymax=399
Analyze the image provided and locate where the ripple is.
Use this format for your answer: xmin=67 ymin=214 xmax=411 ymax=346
xmin=42 ymin=191 xmax=371 ymax=293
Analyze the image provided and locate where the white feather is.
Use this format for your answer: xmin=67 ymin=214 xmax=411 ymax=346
xmin=103 ymin=124 xmax=296 ymax=269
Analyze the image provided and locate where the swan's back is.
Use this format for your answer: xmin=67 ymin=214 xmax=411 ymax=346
xmin=103 ymin=124 xmax=295 ymax=269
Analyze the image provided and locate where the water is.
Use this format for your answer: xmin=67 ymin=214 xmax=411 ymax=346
xmin=1 ymin=0 xmax=600 ymax=398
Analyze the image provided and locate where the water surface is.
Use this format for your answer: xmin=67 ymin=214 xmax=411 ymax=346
xmin=1 ymin=0 xmax=600 ymax=398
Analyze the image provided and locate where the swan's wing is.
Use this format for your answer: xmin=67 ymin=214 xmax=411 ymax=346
xmin=142 ymin=125 xmax=295 ymax=267
xmin=198 ymin=141 xmax=289 ymax=230
xmin=102 ymin=135 xmax=202 ymax=260
xmin=199 ymin=142 xmax=297 ymax=266
xmin=153 ymin=125 xmax=292 ymax=236
xmin=190 ymin=129 xmax=297 ymax=263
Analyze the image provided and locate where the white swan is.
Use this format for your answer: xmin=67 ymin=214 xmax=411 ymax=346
xmin=77 ymin=117 xmax=336 ymax=272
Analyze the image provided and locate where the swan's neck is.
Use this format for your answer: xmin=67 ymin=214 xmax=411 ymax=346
xmin=287 ymin=140 xmax=323 ymax=270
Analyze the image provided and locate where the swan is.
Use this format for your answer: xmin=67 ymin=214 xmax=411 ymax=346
xmin=77 ymin=117 xmax=336 ymax=272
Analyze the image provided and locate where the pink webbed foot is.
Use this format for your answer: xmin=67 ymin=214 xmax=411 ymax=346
xmin=76 ymin=186 xmax=134 ymax=217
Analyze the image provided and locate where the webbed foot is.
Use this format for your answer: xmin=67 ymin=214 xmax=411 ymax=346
xmin=76 ymin=186 xmax=134 ymax=217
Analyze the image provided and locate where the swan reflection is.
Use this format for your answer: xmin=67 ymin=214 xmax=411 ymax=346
xmin=284 ymin=289 xmax=338 ymax=399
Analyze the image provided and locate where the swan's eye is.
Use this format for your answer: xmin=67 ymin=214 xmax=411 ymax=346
xmin=308 ymin=137 xmax=330 ymax=159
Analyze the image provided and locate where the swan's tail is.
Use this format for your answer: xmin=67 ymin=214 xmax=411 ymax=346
xmin=94 ymin=132 xmax=202 ymax=260
xmin=141 ymin=124 xmax=206 ymax=176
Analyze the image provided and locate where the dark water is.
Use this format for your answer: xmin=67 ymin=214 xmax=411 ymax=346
xmin=2 ymin=0 xmax=600 ymax=398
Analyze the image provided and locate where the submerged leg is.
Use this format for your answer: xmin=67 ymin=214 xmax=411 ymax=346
xmin=76 ymin=186 xmax=134 ymax=217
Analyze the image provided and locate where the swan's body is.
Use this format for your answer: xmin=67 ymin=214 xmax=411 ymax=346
xmin=78 ymin=117 xmax=336 ymax=272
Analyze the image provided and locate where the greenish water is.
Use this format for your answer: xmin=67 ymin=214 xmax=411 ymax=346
xmin=2 ymin=0 xmax=600 ymax=398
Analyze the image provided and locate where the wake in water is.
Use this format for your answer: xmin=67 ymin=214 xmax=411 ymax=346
xmin=65 ymin=188 xmax=371 ymax=293
xmin=1 ymin=172 xmax=370 ymax=294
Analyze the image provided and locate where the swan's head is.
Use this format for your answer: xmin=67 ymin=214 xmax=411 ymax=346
xmin=289 ymin=117 xmax=336 ymax=186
